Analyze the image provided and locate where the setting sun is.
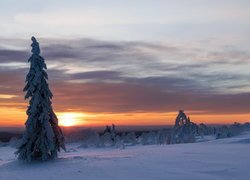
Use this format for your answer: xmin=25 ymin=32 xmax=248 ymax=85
xmin=58 ymin=112 xmax=86 ymax=127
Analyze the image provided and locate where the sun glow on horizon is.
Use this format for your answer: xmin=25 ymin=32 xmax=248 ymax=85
xmin=0 ymin=108 xmax=249 ymax=127
xmin=58 ymin=112 xmax=86 ymax=127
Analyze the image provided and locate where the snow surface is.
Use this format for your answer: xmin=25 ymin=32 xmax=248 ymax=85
xmin=1 ymin=131 xmax=250 ymax=180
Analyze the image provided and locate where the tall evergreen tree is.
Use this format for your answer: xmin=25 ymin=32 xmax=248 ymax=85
xmin=16 ymin=37 xmax=65 ymax=162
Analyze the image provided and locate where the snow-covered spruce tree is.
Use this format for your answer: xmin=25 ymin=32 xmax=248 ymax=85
xmin=16 ymin=37 xmax=65 ymax=162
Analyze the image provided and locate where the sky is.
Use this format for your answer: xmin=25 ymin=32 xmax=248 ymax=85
xmin=0 ymin=0 xmax=250 ymax=127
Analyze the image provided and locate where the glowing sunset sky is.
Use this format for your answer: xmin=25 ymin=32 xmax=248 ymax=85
xmin=0 ymin=0 xmax=250 ymax=127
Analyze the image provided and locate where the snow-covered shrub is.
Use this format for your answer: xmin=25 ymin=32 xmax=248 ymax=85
xmin=9 ymin=137 xmax=21 ymax=148
xmin=114 ymin=135 xmax=125 ymax=149
xmin=0 ymin=141 xmax=5 ymax=147
xmin=243 ymin=122 xmax=250 ymax=131
xmin=216 ymin=126 xmax=231 ymax=139
xmin=155 ymin=130 xmax=169 ymax=144
xmin=103 ymin=124 xmax=116 ymax=142
xmin=100 ymin=132 xmax=114 ymax=147
xmin=198 ymin=123 xmax=211 ymax=136
xmin=78 ymin=129 xmax=100 ymax=148
xmin=123 ymin=132 xmax=137 ymax=146
xmin=171 ymin=126 xmax=195 ymax=144
xmin=216 ymin=123 xmax=242 ymax=139
xmin=140 ymin=131 xmax=157 ymax=145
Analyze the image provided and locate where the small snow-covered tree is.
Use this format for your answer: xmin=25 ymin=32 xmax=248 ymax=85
xmin=171 ymin=110 xmax=196 ymax=144
xmin=16 ymin=37 xmax=65 ymax=162
xmin=79 ymin=129 xmax=100 ymax=148
xmin=123 ymin=132 xmax=137 ymax=145
xmin=140 ymin=131 xmax=157 ymax=145
xmin=100 ymin=132 xmax=114 ymax=147
xmin=155 ymin=129 xmax=168 ymax=145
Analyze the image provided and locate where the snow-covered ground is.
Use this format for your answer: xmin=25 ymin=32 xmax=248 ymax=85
xmin=1 ymin=131 xmax=250 ymax=180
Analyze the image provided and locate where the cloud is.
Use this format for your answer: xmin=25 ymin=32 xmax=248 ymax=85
xmin=0 ymin=37 xmax=250 ymax=115
xmin=50 ymin=81 xmax=250 ymax=114
xmin=13 ymin=1 xmax=250 ymax=26
xmin=0 ymin=49 xmax=29 ymax=63
xmin=70 ymin=70 xmax=122 ymax=82
xmin=0 ymin=94 xmax=17 ymax=99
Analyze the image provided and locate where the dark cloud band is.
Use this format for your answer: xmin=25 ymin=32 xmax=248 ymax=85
xmin=0 ymin=38 xmax=249 ymax=115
